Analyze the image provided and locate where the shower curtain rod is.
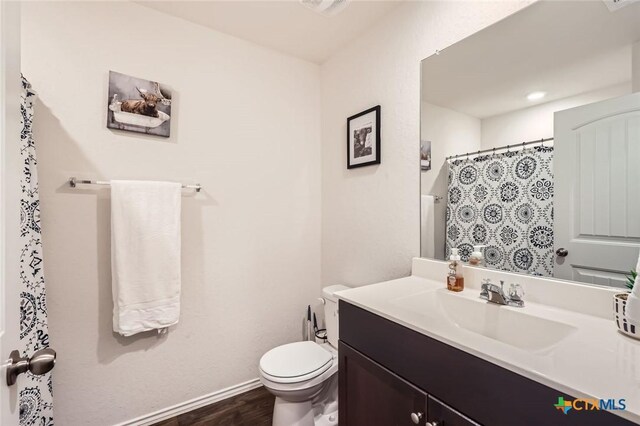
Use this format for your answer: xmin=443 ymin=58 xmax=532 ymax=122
xmin=446 ymin=137 xmax=553 ymax=161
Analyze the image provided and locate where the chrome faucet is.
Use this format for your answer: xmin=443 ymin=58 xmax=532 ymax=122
xmin=480 ymin=279 xmax=525 ymax=307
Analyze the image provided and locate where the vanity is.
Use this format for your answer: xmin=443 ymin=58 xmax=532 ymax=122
xmin=337 ymin=259 xmax=640 ymax=426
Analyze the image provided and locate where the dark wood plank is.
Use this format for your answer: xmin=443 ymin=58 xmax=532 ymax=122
xmin=153 ymin=417 xmax=180 ymax=426
xmin=152 ymin=386 xmax=274 ymax=426
xmin=152 ymin=419 xmax=179 ymax=426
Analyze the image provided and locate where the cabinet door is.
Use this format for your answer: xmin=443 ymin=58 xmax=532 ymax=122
xmin=427 ymin=396 xmax=480 ymax=426
xmin=339 ymin=342 xmax=427 ymax=426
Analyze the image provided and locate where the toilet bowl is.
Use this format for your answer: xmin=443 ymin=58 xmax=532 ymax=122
xmin=259 ymin=285 xmax=349 ymax=426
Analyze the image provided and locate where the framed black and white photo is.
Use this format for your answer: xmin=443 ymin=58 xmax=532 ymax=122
xmin=107 ymin=71 xmax=172 ymax=137
xmin=347 ymin=105 xmax=380 ymax=169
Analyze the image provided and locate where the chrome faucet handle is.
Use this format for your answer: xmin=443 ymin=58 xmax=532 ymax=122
xmin=481 ymin=278 xmax=493 ymax=287
xmin=508 ymin=283 xmax=525 ymax=301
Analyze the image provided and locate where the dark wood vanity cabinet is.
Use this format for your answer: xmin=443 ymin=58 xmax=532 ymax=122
xmin=339 ymin=301 xmax=635 ymax=426
xmin=340 ymin=342 xmax=427 ymax=425
xmin=340 ymin=341 xmax=477 ymax=426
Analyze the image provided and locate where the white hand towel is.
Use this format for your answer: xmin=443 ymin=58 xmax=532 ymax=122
xmin=421 ymin=195 xmax=435 ymax=258
xmin=624 ymin=251 xmax=640 ymax=325
xmin=111 ymin=180 xmax=181 ymax=336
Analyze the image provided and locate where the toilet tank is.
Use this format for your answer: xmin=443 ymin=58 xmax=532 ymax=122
xmin=322 ymin=285 xmax=350 ymax=348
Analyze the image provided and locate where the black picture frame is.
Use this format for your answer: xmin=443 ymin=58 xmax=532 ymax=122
xmin=347 ymin=105 xmax=381 ymax=169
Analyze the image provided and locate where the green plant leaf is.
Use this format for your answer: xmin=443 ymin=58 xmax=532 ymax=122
xmin=626 ymin=269 xmax=637 ymax=290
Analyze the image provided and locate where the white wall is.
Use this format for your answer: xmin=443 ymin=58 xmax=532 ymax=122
xmin=633 ymin=41 xmax=640 ymax=92
xmin=22 ymin=2 xmax=321 ymax=425
xmin=320 ymin=1 xmax=532 ymax=286
xmin=481 ymin=83 xmax=630 ymax=150
xmin=420 ymin=102 xmax=480 ymax=259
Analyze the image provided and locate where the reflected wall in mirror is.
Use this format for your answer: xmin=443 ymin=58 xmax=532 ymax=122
xmin=420 ymin=1 xmax=640 ymax=288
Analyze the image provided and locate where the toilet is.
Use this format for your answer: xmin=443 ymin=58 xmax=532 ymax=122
xmin=259 ymin=285 xmax=349 ymax=426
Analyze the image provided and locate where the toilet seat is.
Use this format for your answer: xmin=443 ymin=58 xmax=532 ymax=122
xmin=260 ymin=341 xmax=334 ymax=384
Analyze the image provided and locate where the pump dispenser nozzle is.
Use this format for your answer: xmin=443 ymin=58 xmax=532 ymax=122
xmin=470 ymin=245 xmax=486 ymax=267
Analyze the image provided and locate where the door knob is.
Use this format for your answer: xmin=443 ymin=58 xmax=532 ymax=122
xmin=6 ymin=348 xmax=56 ymax=386
xmin=410 ymin=411 xmax=424 ymax=424
xmin=555 ymin=248 xmax=568 ymax=257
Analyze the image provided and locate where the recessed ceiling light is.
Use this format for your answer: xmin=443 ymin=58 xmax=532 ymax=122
xmin=527 ymin=91 xmax=546 ymax=101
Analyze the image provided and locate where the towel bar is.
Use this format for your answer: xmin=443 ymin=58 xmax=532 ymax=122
xmin=69 ymin=177 xmax=202 ymax=192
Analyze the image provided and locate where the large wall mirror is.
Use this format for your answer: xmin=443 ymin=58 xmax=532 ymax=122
xmin=420 ymin=1 xmax=640 ymax=288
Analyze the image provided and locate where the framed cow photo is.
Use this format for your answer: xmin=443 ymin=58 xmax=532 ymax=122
xmin=107 ymin=71 xmax=172 ymax=137
xmin=347 ymin=105 xmax=380 ymax=169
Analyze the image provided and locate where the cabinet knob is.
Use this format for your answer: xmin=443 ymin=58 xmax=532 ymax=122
xmin=410 ymin=412 xmax=424 ymax=424
xmin=555 ymin=248 xmax=568 ymax=257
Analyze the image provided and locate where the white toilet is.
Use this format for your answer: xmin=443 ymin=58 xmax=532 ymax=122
xmin=259 ymin=285 xmax=349 ymax=426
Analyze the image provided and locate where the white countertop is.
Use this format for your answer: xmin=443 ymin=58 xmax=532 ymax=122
xmin=337 ymin=272 xmax=640 ymax=424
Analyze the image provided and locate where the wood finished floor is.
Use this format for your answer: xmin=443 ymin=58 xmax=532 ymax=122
xmin=152 ymin=386 xmax=274 ymax=426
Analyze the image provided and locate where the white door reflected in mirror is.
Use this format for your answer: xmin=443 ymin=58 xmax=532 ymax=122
xmin=554 ymin=92 xmax=640 ymax=286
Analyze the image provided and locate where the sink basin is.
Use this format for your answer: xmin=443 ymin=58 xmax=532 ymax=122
xmin=437 ymin=291 xmax=577 ymax=352
xmin=393 ymin=289 xmax=577 ymax=352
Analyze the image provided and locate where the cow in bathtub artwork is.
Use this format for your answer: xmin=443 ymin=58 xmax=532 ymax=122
xmin=107 ymin=71 xmax=172 ymax=137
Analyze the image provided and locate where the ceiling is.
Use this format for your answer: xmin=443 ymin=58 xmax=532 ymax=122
xmin=136 ymin=0 xmax=403 ymax=63
xmin=421 ymin=1 xmax=640 ymax=119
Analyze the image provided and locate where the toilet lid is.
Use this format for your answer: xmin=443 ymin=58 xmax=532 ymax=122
xmin=260 ymin=341 xmax=333 ymax=380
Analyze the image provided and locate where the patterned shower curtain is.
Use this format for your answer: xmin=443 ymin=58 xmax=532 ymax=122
xmin=19 ymin=76 xmax=54 ymax=426
xmin=446 ymin=146 xmax=554 ymax=276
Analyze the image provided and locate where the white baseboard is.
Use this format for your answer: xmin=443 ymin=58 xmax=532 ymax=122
xmin=114 ymin=378 xmax=263 ymax=426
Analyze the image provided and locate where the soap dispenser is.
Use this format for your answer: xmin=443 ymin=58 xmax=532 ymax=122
xmin=469 ymin=245 xmax=486 ymax=267
xmin=447 ymin=248 xmax=464 ymax=292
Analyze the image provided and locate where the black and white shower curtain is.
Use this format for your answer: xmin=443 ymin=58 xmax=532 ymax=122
xmin=19 ymin=76 xmax=54 ymax=426
xmin=446 ymin=146 xmax=554 ymax=276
